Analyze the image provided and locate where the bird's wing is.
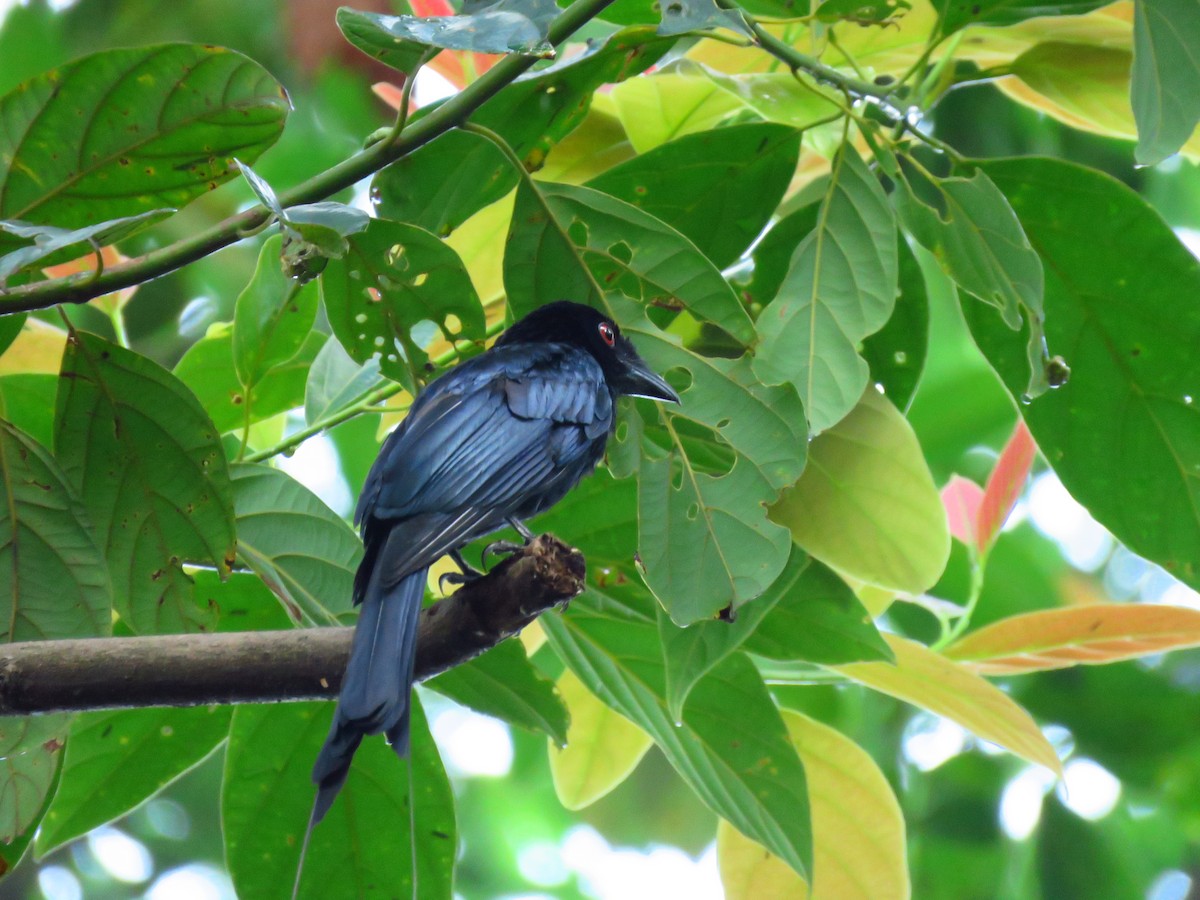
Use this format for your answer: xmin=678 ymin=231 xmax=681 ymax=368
xmin=358 ymin=344 xmax=611 ymax=582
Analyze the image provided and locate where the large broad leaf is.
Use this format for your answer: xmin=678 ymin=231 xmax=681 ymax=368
xmin=966 ymin=158 xmax=1200 ymax=593
xmin=0 ymin=715 xmax=66 ymax=852
xmin=892 ymin=162 xmax=1047 ymax=398
xmin=35 ymin=706 xmax=231 ymax=857
xmin=771 ymin=389 xmax=950 ymax=595
xmin=861 ymin=236 xmax=930 ymax=412
xmin=427 ymin=638 xmax=569 ymax=744
xmin=754 ymin=146 xmax=898 ymax=434
xmin=832 ymin=635 xmax=1061 ymax=773
xmin=303 ymin=335 xmax=385 ymax=427
xmin=0 ymin=44 xmax=287 ymax=232
xmin=945 ymin=604 xmax=1200 ymax=675
xmin=175 ymin=325 xmax=322 ymax=436
xmin=935 ymin=0 xmax=1107 ymax=34
xmin=543 ymin=582 xmax=813 ymax=881
xmin=224 ymin=698 xmax=454 ymax=900
xmin=320 ymin=218 xmax=485 ymax=392
xmin=55 ymin=332 xmax=236 ymax=634
xmin=549 ymin=667 xmax=652 ymax=809
xmin=232 ymin=236 xmax=319 ymax=391
xmin=505 ymin=181 xmax=755 ymax=344
xmin=586 ymin=123 xmax=800 ymax=269
xmin=1131 ymin=0 xmax=1200 ymax=165
xmin=230 ymin=464 xmax=361 ymax=625
xmin=372 ymin=28 xmax=673 ymax=236
xmin=0 ymin=420 xmax=110 ymax=641
xmin=719 ymin=709 xmax=909 ymax=900
xmin=658 ymin=0 xmax=754 ymax=36
xmin=338 ymin=0 xmax=560 ymax=70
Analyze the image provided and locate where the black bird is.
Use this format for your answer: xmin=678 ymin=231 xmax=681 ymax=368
xmin=308 ymin=300 xmax=679 ymax=827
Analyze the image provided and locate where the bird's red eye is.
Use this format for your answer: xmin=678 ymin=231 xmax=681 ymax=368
xmin=598 ymin=321 xmax=615 ymax=347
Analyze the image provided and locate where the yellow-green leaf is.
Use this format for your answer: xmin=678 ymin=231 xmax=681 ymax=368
xmin=945 ymin=603 xmax=1200 ymax=675
xmin=832 ymin=635 xmax=1061 ymax=774
xmin=719 ymin=709 xmax=908 ymax=900
xmin=549 ymin=668 xmax=652 ymax=810
xmin=770 ymin=389 xmax=950 ymax=594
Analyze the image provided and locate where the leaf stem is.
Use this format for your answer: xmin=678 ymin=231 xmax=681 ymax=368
xmin=0 ymin=0 xmax=620 ymax=315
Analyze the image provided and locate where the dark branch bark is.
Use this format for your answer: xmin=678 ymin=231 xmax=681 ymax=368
xmin=0 ymin=535 xmax=584 ymax=716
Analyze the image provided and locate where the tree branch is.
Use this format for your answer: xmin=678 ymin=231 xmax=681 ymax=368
xmin=0 ymin=0 xmax=619 ymax=315
xmin=0 ymin=534 xmax=585 ymax=716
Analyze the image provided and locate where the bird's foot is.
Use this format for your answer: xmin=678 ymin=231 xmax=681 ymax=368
xmin=438 ymin=568 xmax=481 ymax=594
xmin=481 ymin=539 xmax=525 ymax=569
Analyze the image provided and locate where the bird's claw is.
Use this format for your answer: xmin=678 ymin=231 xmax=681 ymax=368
xmin=481 ymin=539 xmax=525 ymax=569
xmin=438 ymin=569 xmax=480 ymax=594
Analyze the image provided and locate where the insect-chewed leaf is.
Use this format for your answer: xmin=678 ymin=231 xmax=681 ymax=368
xmin=657 ymin=0 xmax=754 ymax=37
xmin=945 ymin=604 xmax=1200 ymax=675
xmin=754 ymin=146 xmax=898 ymax=434
xmin=0 ymin=44 xmax=287 ymax=236
xmin=832 ymin=634 xmax=1062 ymax=774
xmin=0 ymin=420 xmax=111 ymax=642
xmin=55 ymin=332 xmax=235 ymax=634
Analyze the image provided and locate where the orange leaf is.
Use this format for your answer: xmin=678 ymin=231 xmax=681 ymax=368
xmin=940 ymin=475 xmax=983 ymax=550
xmin=831 ymin=635 xmax=1061 ymax=775
xmin=945 ymin=604 xmax=1200 ymax=675
xmin=977 ymin=420 xmax=1036 ymax=552
xmin=43 ymin=245 xmax=136 ymax=314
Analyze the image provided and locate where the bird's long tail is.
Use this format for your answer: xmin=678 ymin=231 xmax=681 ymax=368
xmin=295 ymin=563 xmax=425 ymax=894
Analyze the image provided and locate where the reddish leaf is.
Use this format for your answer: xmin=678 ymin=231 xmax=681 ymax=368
xmin=977 ymin=420 xmax=1037 ymax=552
xmin=941 ymin=474 xmax=984 ymax=549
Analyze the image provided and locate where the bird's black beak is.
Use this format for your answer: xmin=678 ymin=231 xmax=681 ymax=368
xmin=618 ymin=357 xmax=681 ymax=404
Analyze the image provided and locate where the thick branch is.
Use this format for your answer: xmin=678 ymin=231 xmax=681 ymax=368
xmin=0 ymin=535 xmax=584 ymax=716
xmin=0 ymin=0 xmax=618 ymax=315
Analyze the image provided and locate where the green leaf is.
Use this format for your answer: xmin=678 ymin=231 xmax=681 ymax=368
xmin=1132 ymin=0 xmax=1200 ymax=165
xmin=813 ymin=0 xmax=910 ymax=23
xmin=544 ymin=591 xmax=813 ymax=880
xmin=0 ymin=715 xmax=67 ymax=846
xmin=743 ymin=552 xmax=894 ymax=664
xmin=966 ymin=157 xmax=1200 ymax=592
xmin=304 ymin=335 xmax=385 ymax=426
xmin=658 ymin=0 xmax=753 ymax=37
xmin=35 ymin=706 xmax=231 ymax=857
xmin=587 ymin=123 xmax=801 ymax=269
xmin=0 ymin=209 xmax=173 ymax=282
xmin=505 ymin=181 xmax=754 ymax=343
xmin=339 ymin=0 xmax=560 ymax=68
xmin=0 ymin=374 xmax=55 ymax=449
xmin=284 ymin=201 xmax=371 ymax=244
xmin=892 ymin=161 xmax=1047 ymax=398
xmin=770 ymin=389 xmax=950 ymax=594
xmin=232 ymin=236 xmax=319 ymax=390
xmin=55 ymin=332 xmax=236 ymax=634
xmin=0 ymin=44 xmax=288 ymax=232
xmin=224 ymin=697 xmax=454 ymax=900
xmin=0 ymin=420 xmax=111 ymax=641
xmin=934 ymin=0 xmax=1106 ymax=34
xmin=237 ymin=159 xmax=284 ymax=219
xmin=861 ymin=236 xmax=930 ymax=412
xmin=428 ymin=638 xmax=570 ymax=744
xmin=175 ymin=325 xmax=322 ymax=435
xmin=321 ymin=218 xmax=485 ymax=391
xmin=0 ymin=315 xmax=25 ymax=359
xmin=230 ymin=463 xmax=361 ymax=625
xmin=754 ymin=146 xmax=898 ymax=434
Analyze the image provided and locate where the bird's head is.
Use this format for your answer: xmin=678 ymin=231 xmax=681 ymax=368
xmin=497 ymin=301 xmax=680 ymax=404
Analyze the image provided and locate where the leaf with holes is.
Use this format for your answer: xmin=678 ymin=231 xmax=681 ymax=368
xmin=1132 ymin=0 xmax=1200 ymax=165
xmin=428 ymin=638 xmax=569 ymax=744
xmin=550 ymin=667 xmax=652 ymax=809
xmin=945 ymin=604 xmax=1200 ymax=675
xmin=0 ymin=44 xmax=288 ymax=237
xmin=893 ymin=162 xmax=1047 ymax=398
xmin=36 ymin=706 xmax=231 ymax=857
xmin=719 ymin=708 xmax=909 ymax=900
xmin=0 ymin=420 xmax=111 ymax=643
xmin=658 ymin=0 xmax=753 ymax=37
xmin=505 ymin=181 xmax=754 ymax=344
xmin=861 ymin=236 xmax=930 ymax=412
xmin=543 ymin=584 xmax=813 ymax=880
xmin=771 ymin=389 xmax=950 ymax=594
xmin=224 ymin=698 xmax=454 ymax=900
xmin=754 ymin=146 xmax=898 ymax=434
xmin=833 ymin=635 xmax=1061 ymax=773
xmin=321 ymin=218 xmax=485 ymax=392
xmin=587 ymin=123 xmax=800 ymax=269
xmin=303 ymin=335 xmax=385 ymax=426
xmin=55 ymin=332 xmax=235 ymax=634
xmin=966 ymin=158 xmax=1200 ymax=593
xmin=232 ymin=235 xmax=319 ymax=391
xmin=230 ymin=464 xmax=361 ymax=625
xmin=0 ymin=209 xmax=172 ymax=282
